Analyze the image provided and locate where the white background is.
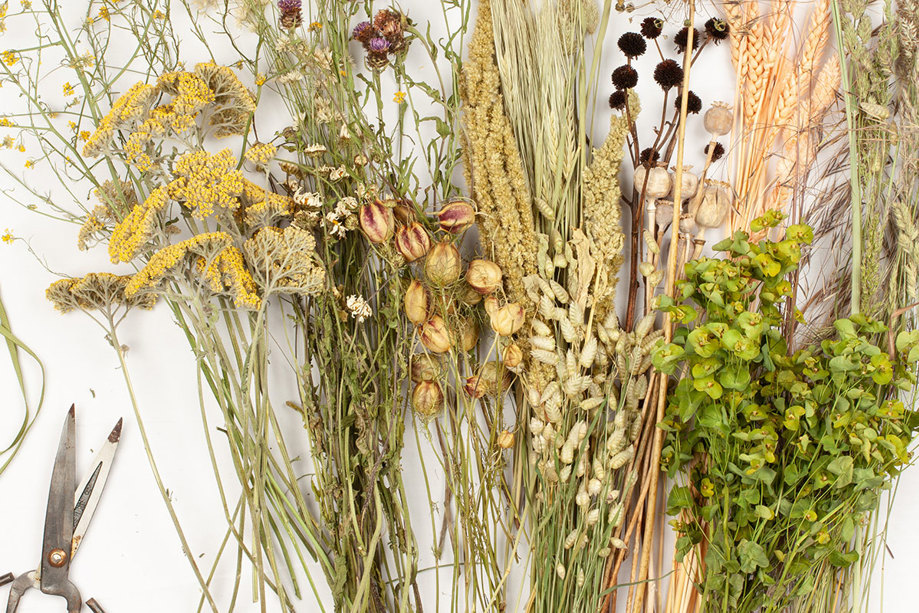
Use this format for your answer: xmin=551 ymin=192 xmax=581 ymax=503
xmin=0 ymin=1 xmax=917 ymax=611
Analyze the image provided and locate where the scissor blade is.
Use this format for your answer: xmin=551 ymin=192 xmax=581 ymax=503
xmin=71 ymin=418 xmax=122 ymax=559
xmin=40 ymin=406 xmax=76 ymax=591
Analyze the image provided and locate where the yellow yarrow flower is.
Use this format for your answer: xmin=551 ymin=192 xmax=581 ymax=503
xmin=244 ymin=142 xmax=276 ymax=166
xmin=126 ymin=232 xmax=233 ymax=298
xmin=108 ymin=185 xmax=172 ymax=263
xmin=169 ymin=148 xmax=244 ymax=219
xmin=197 ymin=246 xmax=261 ymax=309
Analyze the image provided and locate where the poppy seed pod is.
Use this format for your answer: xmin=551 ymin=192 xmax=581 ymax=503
xmin=497 ymin=430 xmax=515 ymax=449
xmin=424 ymin=241 xmax=462 ymax=286
xmin=466 ymin=259 xmax=503 ymax=294
xmin=411 ymin=381 xmax=444 ymax=417
xmin=489 ymin=302 xmax=525 ymax=337
xmin=410 ymin=353 xmax=443 ymax=383
xmin=670 ymin=167 xmax=700 ymax=200
xmin=420 ymin=315 xmax=453 ymax=353
xmin=503 ymin=343 xmax=523 ymax=368
xmin=359 ymin=200 xmax=395 ymax=243
xmin=459 ymin=318 xmax=479 ymax=352
xmin=704 ymin=103 xmax=733 ymax=137
xmin=436 ymin=201 xmax=476 ymax=233
xmin=404 ymin=280 xmax=430 ymax=325
xmin=695 ymin=182 xmax=732 ymax=229
xmin=633 ymin=165 xmax=671 ymax=200
xmin=655 ymin=201 xmax=674 ymax=228
xmin=395 ymin=223 xmax=431 ymax=262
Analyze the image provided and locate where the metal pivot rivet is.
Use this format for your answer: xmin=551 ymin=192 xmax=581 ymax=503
xmin=48 ymin=549 xmax=67 ymax=567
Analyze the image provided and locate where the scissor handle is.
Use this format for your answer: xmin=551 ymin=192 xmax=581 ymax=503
xmin=86 ymin=598 xmax=105 ymax=613
xmin=0 ymin=574 xmax=12 ymax=588
xmin=5 ymin=571 xmax=81 ymax=613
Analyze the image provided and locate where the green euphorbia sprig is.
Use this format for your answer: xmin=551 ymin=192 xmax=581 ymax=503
xmin=653 ymin=213 xmax=919 ymax=612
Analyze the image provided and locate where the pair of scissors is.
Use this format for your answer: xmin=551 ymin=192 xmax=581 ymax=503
xmin=1 ymin=406 xmax=121 ymax=613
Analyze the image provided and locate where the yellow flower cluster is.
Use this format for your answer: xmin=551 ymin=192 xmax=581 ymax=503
xmin=198 ymin=246 xmax=261 ymax=309
xmin=77 ymin=205 xmax=110 ymax=251
xmin=157 ymin=71 xmax=215 ymax=119
xmin=125 ymin=232 xmax=233 ymax=298
xmin=244 ymin=142 xmax=276 ymax=166
xmin=169 ymin=148 xmax=244 ymax=219
xmin=83 ymin=82 xmax=158 ymax=157
xmin=241 ymin=178 xmax=295 ymax=229
xmin=108 ymin=185 xmax=171 ymax=263
xmin=2 ymin=50 xmax=18 ymax=67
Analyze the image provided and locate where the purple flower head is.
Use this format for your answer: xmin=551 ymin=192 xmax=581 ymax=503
xmin=369 ymin=37 xmax=391 ymax=53
xmin=352 ymin=21 xmax=373 ymax=41
xmin=278 ymin=0 xmax=301 ymax=12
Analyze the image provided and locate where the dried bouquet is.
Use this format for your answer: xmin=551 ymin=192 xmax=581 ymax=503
xmin=2 ymin=0 xmax=919 ymax=611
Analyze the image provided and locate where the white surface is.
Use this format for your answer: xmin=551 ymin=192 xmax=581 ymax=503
xmin=0 ymin=1 xmax=916 ymax=612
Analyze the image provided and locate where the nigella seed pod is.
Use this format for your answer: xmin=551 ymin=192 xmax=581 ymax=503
xmin=395 ymin=223 xmax=431 ymax=262
xmin=466 ymin=259 xmax=503 ymax=294
xmin=410 ymin=353 xmax=443 ymax=383
xmin=359 ymin=200 xmax=394 ymax=243
xmin=458 ymin=282 xmax=483 ymax=306
xmin=393 ymin=203 xmax=416 ymax=224
xmin=464 ymin=362 xmax=511 ymax=398
xmin=424 ymin=241 xmax=462 ymax=286
xmin=704 ymin=102 xmax=733 ymax=136
xmin=634 ymin=165 xmax=671 ymax=199
xmin=420 ymin=315 xmax=453 ymax=353
xmin=436 ymin=201 xmax=476 ymax=233
xmin=490 ymin=302 xmax=525 ymax=337
xmin=695 ymin=181 xmax=732 ymax=228
xmin=503 ymin=343 xmax=523 ymax=368
xmin=412 ymin=381 xmax=444 ymax=417
xmin=404 ymin=280 xmax=430 ymax=325
xmin=459 ymin=318 xmax=479 ymax=352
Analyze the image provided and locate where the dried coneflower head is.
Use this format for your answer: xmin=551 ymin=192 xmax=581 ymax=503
xmin=618 ymin=32 xmax=647 ymax=58
xmin=612 ymin=65 xmax=639 ymax=89
xmin=640 ymin=147 xmax=660 ymax=166
xmin=641 ymin=16 xmax=663 ymax=39
xmin=674 ymin=90 xmax=702 ymax=114
xmin=653 ymin=59 xmax=684 ymax=89
xmin=704 ymin=142 xmax=725 ymax=162
xmin=704 ymin=18 xmax=729 ymax=42
xmin=609 ymin=90 xmax=628 ymax=110
xmin=674 ymin=27 xmax=699 ymax=53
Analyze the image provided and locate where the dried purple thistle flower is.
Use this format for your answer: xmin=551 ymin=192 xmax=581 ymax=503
xmin=352 ymin=21 xmax=373 ymax=43
xmin=369 ymin=37 xmax=392 ymax=53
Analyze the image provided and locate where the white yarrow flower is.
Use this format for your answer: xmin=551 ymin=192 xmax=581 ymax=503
xmin=346 ymin=295 xmax=372 ymax=323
